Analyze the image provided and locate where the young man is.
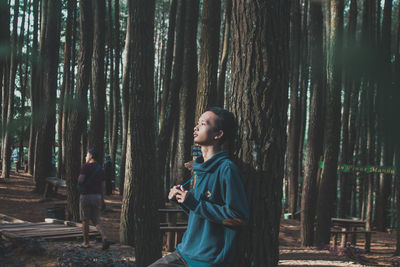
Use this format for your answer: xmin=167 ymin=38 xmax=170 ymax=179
xmin=78 ymin=148 xmax=111 ymax=249
xmin=149 ymin=107 xmax=249 ymax=267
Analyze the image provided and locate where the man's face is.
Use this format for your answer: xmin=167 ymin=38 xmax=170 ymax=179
xmin=85 ymin=152 xmax=92 ymax=163
xmin=193 ymin=111 xmax=222 ymax=145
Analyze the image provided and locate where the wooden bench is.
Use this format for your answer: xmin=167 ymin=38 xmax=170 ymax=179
xmin=330 ymin=229 xmax=374 ymax=252
xmin=159 ymin=208 xmax=188 ymax=251
xmin=42 ymin=177 xmax=66 ymax=200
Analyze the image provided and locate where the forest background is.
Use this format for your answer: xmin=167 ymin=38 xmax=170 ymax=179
xmin=1 ymin=0 xmax=400 ymax=266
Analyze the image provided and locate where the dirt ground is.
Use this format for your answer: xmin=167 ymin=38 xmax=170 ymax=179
xmin=0 ymin=170 xmax=399 ymax=266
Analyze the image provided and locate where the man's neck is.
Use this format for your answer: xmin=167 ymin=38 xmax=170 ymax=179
xmin=201 ymin=145 xmax=222 ymax=162
xmin=88 ymin=159 xmax=95 ymax=164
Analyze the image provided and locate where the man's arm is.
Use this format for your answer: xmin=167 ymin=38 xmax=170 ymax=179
xmin=176 ymin=164 xmax=249 ymax=227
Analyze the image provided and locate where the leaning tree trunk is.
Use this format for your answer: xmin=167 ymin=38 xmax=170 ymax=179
xmin=89 ymin=0 xmax=106 ymax=165
xmin=315 ymin=0 xmax=343 ymax=246
xmin=119 ymin=1 xmax=161 ymax=265
xmin=64 ymin=0 xmax=93 ymax=221
xmin=300 ymin=0 xmax=325 ymax=247
xmin=195 ymin=0 xmax=221 ymax=119
xmin=231 ymin=0 xmax=290 ymax=266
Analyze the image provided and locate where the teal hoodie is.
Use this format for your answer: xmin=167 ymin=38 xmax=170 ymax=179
xmin=176 ymin=151 xmax=249 ymax=267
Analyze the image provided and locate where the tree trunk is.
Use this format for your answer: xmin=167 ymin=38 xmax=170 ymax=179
xmin=195 ymin=0 xmax=221 ymax=119
xmin=175 ymin=0 xmax=199 ymax=185
xmin=1 ymin=0 xmax=19 ymax=179
xmin=64 ymin=0 xmax=93 ymax=221
xmin=33 ymin=0 xmax=61 ymax=193
xmin=300 ymin=0 xmax=325 ymax=247
xmin=216 ymin=0 xmax=232 ymax=107
xmin=119 ymin=1 xmax=161 ymax=265
xmin=158 ymin=0 xmax=177 ymax=130
xmin=231 ymin=0 xmax=290 ymax=265
xmin=89 ymin=0 xmax=106 ymax=165
xmin=0 ymin=0 xmax=10 ymax=178
xmin=315 ymin=0 xmax=343 ymax=246
xmin=28 ymin=1 xmax=39 ymax=175
xmin=58 ymin=0 xmax=75 ymax=180
xmin=110 ymin=0 xmax=120 ymax=176
xmin=157 ymin=0 xmax=184 ymax=188
xmin=287 ymin=0 xmax=301 ymax=217
xmin=375 ymin=0 xmax=393 ymax=232
xmin=395 ymin=144 xmax=400 ymax=255
xmin=119 ymin=0 xmax=132 ymax=195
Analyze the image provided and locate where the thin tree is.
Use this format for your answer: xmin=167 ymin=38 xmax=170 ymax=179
xmin=286 ymin=0 xmax=302 ymax=216
xmin=0 ymin=0 xmax=10 ymax=177
xmin=315 ymin=0 xmax=344 ymax=246
xmin=175 ymin=0 xmax=199 ymax=185
xmin=89 ymin=0 xmax=106 ymax=165
xmin=1 ymin=0 xmax=19 ymax=179
xmin=110 ymin=0 xmax=120 ymax=173
xmin=119 ymin=0 xmax=132 ymax=195
xmin=27 ymin=0 xmax=39 ymax=175
xmin=300 ymin=0 xmax=325 ymax=246
xmin=33 ymin=0 xmax=61 ymax=193
xmin=64 ymin=0 xmax=93 ymax=221
xmin=231 ymin=0 xmax=290 ymax=265
xmin=58 ymin=0 xmax=75 ymax=179
xmin=216 ymin=0 xmax=232 ymax=106
xmin=119 ymin=0 xmax=161 ymax=265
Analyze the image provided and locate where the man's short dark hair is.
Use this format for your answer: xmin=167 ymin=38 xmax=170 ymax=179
xmin=205 ymin=107 xmax=237 ymax=144
xmin=88 ymin=148 xmax=97 ymax=161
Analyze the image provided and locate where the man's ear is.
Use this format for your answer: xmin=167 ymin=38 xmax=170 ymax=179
xmin=214 ymin=130 xmax=224 ymax=141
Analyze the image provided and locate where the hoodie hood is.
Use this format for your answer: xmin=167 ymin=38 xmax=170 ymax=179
xmin=193 ymin=151 xmax=229 ymax=175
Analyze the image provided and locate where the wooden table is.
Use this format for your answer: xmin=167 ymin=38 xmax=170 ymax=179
xmin=159 ymin=208 xmax=187 ymax=252
xmin=331 ymin=218 xmax=371 ymax=251
xmin=42 ymin=177 xmax=66 ymax=200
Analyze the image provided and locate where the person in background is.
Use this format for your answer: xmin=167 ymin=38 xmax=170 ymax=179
xmin=78 ymin=148 xmax=111 ymax=249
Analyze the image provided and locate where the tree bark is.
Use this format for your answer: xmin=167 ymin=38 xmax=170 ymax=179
xmin=300 ymin=0 xmax=325 ymax=247
xmin=33 ymin=0 xmax=61 ymax=193
xmin=64 ymin=0 xmax=93 ymax=221
xmin=89 ymin=0 xmax=106 ymax=165
xmin=315 ymin=0 xmax=343 ymax=246
xmin=158 ymin=0 xmax=177 ymax=130
xmin=231 ymin=0 xmax=290 ymax=265
xmin=0 ymin=0 xmax=10 ymax=178
xmin=157 ymin=0 xmax=184 ymax=188
xmin=28 ymin=1 xmax=39 ymax=175
xmin=175 ymin=0 xmax=199 ymax=185
xmin=1 ymin=0 xmax=19 ymax=179
xmin=287 ymin=0 xmax=301 ymax=217
xmin=110 ymin=0 xmax=120 ymax=176
xmin=119 ymin=1 xmax=161 ymax=265
xmin=216 ymin=0 xmax=232 ymax=107
xmin=58 ymin=0 xmax=75 ymax=180
xmin=119 ymin=0 xmax=132 ymax=195
xmin=195 ymin=0 xmax=221 ymax=119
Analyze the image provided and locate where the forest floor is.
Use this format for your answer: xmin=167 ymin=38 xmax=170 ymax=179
xmin=0 ymin=170 xmax=399 ymax=266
